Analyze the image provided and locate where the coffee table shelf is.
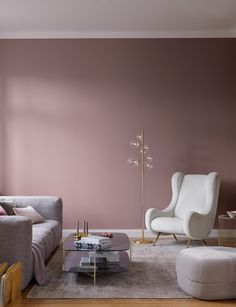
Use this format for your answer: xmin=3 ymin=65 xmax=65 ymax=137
xmin=63 ymin=250 xmax=129 ymax=273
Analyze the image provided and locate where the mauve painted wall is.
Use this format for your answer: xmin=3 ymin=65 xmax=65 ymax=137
xmin=0 ymin=49 xmax=3 ymax=192
xmin=0 ymin=39 xmax=236 ymax=229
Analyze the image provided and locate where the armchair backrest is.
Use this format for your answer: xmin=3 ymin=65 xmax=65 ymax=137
xmin=174 ymin=172 xmax=220 ymax=220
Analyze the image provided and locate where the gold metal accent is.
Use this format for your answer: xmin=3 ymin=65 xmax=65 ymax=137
xmin=133 ymin=238 xmax=154 ymax=244
xmin=1 ymin=262 xmax=22 ymax=307
xmin=10 ymin=262 xmax=22 ymax=306
xmin=141 ymin=129 xmax=145 ymax=243
xmin=201 ymin=239 xmax=207 ymax=246
xmin=186 ymin=238 xmax=207 ymax=248
xmin=129 ymin=241 xmax=132 ymax=268
xmin=153 ymin=233 xmax=178 ymax=246
xmin=73 ymin=232 xmax=90 ymax=241
xmin=186 ymin=239 xmax=191 ymax=248
xmin=153 ymin=232 xmax=161 ymax=246
xmin=134 ymin=129 xmax=154 ymax=245
xmin=173 ymin=234 xmax=178 ymax=241
xmin=0 ymin=262 xmax=8 ymax=277
xmin=93 ymin=250 xmax=96 ymax=285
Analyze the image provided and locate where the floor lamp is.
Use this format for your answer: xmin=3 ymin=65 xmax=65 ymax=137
xmin=128 ymin=129 xmax=154 ymax=244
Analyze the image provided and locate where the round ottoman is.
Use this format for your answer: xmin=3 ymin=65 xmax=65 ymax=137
xmin=176 ymin=246 xmax=236 ymax=300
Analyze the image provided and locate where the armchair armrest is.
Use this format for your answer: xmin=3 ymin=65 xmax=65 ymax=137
xmin=183 ymin=211 xmax=211 ymax=239
xmin=0 ymin=216 xmax=33 ymax=289
xmin=145 ymin=208 xmax=173 ymax=234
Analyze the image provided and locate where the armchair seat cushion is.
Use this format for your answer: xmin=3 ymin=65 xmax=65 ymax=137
xmin=151 ymin=217 xmax=184 ymax=234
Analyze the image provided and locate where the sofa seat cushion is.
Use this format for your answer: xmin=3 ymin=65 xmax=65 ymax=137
xmin=32 ymin=220 xmax=61 ymax=260
xmin=176 ymin=246 xmax=236 ymax=300
xmin=151 ymin=217 xmax=184 ymax=234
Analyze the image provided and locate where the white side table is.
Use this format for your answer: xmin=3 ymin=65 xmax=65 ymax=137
xmin=218 ymin=215 xmax=236 ymax=247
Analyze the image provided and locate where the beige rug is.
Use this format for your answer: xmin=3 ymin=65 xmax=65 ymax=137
xmin=27 ymin=238 xmax=197 ymax=298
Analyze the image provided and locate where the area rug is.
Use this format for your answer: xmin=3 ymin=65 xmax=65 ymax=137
xmin=27 ymin=239 xmax=196 ymax=298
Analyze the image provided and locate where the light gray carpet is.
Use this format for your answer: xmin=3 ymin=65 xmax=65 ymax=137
xmin=27 ymin=239 xmax=196 ymax=298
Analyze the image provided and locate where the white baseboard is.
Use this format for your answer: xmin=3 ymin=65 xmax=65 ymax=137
xmin=63 ymin=228 xmax=219 ymax=238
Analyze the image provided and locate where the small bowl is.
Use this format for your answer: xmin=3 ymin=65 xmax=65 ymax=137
xmin=227 ymin=211 xmax=236 ymax=218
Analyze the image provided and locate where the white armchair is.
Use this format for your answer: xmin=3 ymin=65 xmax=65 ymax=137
xmin=145 ymin=172 xmax=220 ymax=247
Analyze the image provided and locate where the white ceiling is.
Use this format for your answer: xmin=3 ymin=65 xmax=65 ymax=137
xmin=0 ymin=0 xmax=236 ymax=38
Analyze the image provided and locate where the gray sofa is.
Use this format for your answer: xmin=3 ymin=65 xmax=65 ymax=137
xmin=0 ymin=196 xmax=63 ymax=289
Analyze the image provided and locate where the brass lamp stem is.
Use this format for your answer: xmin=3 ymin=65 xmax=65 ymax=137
xmin=133 ymin=129 xmax=153 ymax=244
xmin=141 ymin=129 xmax=145 ymax=242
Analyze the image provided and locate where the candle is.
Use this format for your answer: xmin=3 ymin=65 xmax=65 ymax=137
xmin=77 ymin=220 xmax=79 ymax=234
xmin=86 ymin=222 xmax=88 ymax=235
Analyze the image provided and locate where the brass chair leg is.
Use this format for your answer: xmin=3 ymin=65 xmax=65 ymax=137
xmin=153 ymin=232 xmax=161 ymax=246
xmin=186 ymin=239 xmax=191 ymax=248
xmin=173 ymin=234 xmax=178 ymax=241
xmin=201 ymin=239 xmax=207 ymax=246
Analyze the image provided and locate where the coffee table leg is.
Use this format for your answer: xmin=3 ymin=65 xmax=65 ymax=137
xmin=93 ymin=249 xmax=96 ymax=285
xmin=129 ymin=243 xmax=132 ymax=267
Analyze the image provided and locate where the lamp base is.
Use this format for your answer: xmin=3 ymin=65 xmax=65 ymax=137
xmin=132 ymin=238 xmax=154 ymax=244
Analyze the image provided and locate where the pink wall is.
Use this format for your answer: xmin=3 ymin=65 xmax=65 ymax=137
xmin=0 ymin=39 xmax=235 ymax=228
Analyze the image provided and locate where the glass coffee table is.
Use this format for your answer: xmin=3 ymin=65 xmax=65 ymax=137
xmin=62 ymin=232 xmax=131 ymax=284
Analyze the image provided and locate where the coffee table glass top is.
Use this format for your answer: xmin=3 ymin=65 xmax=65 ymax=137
xmin=63 ymin=232 xmax=130 ymax=252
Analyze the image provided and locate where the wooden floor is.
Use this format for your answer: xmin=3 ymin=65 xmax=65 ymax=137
xmin=13 ymin=237 xmax=236 ymax=307
xmin=14 ymin=298 xmax=236 ymax=307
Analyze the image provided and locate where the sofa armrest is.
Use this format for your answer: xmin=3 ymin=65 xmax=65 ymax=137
xmin=0 ymin=216 xmax=33 ymax=289
xmin=1 ymin=196 xmax=63 ymax=225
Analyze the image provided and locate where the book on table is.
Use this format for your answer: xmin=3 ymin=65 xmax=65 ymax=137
xmin=81 ymin=236 xmax=111 ymax=244
xmin=88 ymin=251 xmax=120 ymax=263
xmin=74 ymin=236 xmax=112 ymax=250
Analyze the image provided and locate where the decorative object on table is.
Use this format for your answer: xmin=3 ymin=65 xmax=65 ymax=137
xmin=128 ymin=129 xmax=154 ymax=244
xmin=79 ymin=251 xmax=120 ymax=271
xmin=98 ymin=232 xmax=113 ymax=238
xmin=74 ymin=235 xmax=112 ymax=250
xmin=218 ymin=214 xmax=236 ymax=247
xmin=73 ymin=219 xmax=89 ymax=240
xmin=227 ymin=211 xmax=236 ymax=218
xmin=145 ymin=172 xmax=220 ymax=247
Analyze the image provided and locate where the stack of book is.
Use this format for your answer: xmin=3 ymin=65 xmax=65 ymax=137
xmin=79 ymin=251 xmax=120 ymax=271
xmin=74 ymin=235 xmax=112 ymax=250
xmin=88 ymin=251 xmax=120 ymax=264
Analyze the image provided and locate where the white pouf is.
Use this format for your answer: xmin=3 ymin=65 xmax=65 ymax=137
xmin=176 ymin=246 xmax=236 ymax=300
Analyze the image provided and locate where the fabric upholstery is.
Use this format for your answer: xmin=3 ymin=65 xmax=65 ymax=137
xmin=0 ymin=200 xmax=16 ymax=215
xmin=151 ymin=217 xmax=184 ymax=234
xmin=0 ymin=196 xmax=63 ymax=289
xmin=145 ymin=172 xmax=220 ymax=240
xmin=13 ymin=206 xmax=45 ymax=224
xmin=32 ymin=220 xmax=61 ymax=260
xmin=0 ymin=205 xmax=7 ymax=215
xmin=174 ymin=175 xmax=207 ymax=218
xmin=176 ymin=246 xmax=236 ymax=300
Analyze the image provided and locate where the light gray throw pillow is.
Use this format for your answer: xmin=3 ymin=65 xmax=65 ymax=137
xmin=13 ymin=206 xmax=45 ymax=224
